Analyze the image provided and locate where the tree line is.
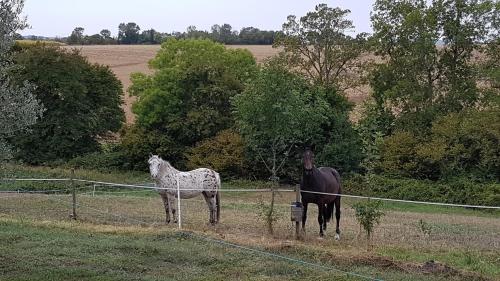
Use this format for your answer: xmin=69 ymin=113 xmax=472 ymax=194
xmin=64 ymin=23 xmax=277 ymax=45
xmin=2 ymin=0 xmax=499 ymax=206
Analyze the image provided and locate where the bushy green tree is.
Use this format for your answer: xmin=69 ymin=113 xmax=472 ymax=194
xmin=128 ymin=39 xmax=256 ymax=167
xmin=67 ymin=27 xmax=85 ymax=45
xmin=233 ymin=62 xmax=329 ymax=180
xmin=118 ymin=22 xmax=140 ymax=44
xmin=10 ymin=45 xmax=124 ymax=164
xmin=370 ymin=0 xmax=498 ymax=132
xmin=0 ymin=0 xmax=43 ymax=162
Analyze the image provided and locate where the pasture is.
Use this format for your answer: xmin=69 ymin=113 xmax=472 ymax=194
xmin=1 ymin=166 xmax=499 ymax=281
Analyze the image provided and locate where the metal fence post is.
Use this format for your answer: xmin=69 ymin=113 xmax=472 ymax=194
xmin=70 ymin=169 xmax=77 ymax=220
xmin=295 ymin=185 xmax=301 ymax=240
xmin=176 ymin=175 xmax=182 ymax=230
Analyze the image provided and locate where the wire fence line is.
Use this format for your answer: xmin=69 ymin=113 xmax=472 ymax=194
xmin=2 ymin=177 xmax=500 ymax=210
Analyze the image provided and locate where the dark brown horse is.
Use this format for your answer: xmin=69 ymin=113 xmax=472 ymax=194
xmin=300 ymin=148 xmax=342 ymax=238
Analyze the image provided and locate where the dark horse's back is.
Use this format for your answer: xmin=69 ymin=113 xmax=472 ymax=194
xmin=300 ymin=167 xmax=341 ymax=205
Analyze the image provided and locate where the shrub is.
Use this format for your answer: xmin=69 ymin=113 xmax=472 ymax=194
xmin=186 ymin=129 xmax=245 ymax=178
xmin=66 ymin=144 xmax=125 ymax=172
xmin=343 ymin=174 xmax=500 ymax=207
xmin=353 ymin=199 xmax=385 ymax=247
xmin=119 ymin=125 xmax=184 ymax=171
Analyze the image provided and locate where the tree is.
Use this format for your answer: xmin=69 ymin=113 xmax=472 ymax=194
xmin=210 ymin=23 xmax=238 ymax=44
xmin=100 ymin=29 xmax=111 ymax=39
xmin=233 ymin=62 xmax=329 ymax=234
xmin=0 ymin=0 xmax=43 ymax=162
xmin=68 ymin=27 xmax=85 ymax=45
xmin=273 ymin=4 xmax=368 ymax=89
xmin=118 ymin=22 xmax=140 ymax=44
xmin=10 ymin=45 xmax=124 ymax=164
xmin=370 ymin=0 xmax=498 ymax=132
xmin=127 ymin=39 xmax=256 ymax=167
xmin=233 ymin=62 xmax=328 ymax=182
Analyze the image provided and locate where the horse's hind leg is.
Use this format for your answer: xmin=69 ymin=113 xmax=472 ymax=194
xmin=318 ymin=204 xmax=325 ymax=237
xmin=160 ymin=193 xmax=170 ymax=224
xmin=334 ymin=197 xmax=341 ymax=240
xmin=202 ymin=191 xmax=216 ymax=225
xmin=168 ymin=196 xmax=177 ymax=223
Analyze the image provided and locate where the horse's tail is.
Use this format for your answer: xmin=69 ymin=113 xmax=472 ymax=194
xmin=215 ymin=172 xmax=221 ymax=223
xmin=325 ymin=202 xmax=335 ymax=222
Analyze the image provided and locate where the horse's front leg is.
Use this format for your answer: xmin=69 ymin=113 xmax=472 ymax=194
xmin=318 ymin=204 xmax=325 ymax=237
xmin=301 ymin=202 xmax=308 ymax=233
xmin=160 ymin=193 xmax=170 ymax=224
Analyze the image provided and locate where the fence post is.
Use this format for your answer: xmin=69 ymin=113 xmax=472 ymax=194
xmin=295 ymin=185 xmax=301 ymax=240
xmin=177 ymin=176 xmax=182 ymax=230
xmin=70 ymin=169 xmax=77 ymax=220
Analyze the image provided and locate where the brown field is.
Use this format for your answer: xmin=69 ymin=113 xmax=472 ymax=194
xmin=65 ymin=45 xmax=281 ymax=123
xmin=65 ymin=45 xmax=369 ymax=124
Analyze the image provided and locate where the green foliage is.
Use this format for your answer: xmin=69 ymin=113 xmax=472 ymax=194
xmin=118 ymin=22 xmax=141 ymax=44
xmin=344 ymin=174 xmax=500 ymax=207
xmin=119 ymin=125 xmax=182 ymax=171
xmin=233 ymin=62 xmax=328 ymax=179
xmin=10 ymin=45 xmax=124 ymax=164
xmin=370 ymin=0 xmax=498 ymax=132
xmin=317 ymin=101 xmax=365 ymax=174
xmin=66 ymin=144 xmax=126 ymax=172
xmin=0 ymin=0 xmax=43 ymax=162
xmin=353 ymin=199 xmax=385 ymax=243
xmin=274 ymin=3 xmax=368 ymax=89
xmin=421 ymin=109 xmax=500 ymax=180
xmin=379 ymin=109 xmax=500 ymax=180
xmin=129 ymin=39 xmax=256 ymax=168
xmin=418 ymin=219 xmax=432 ymax=236
xmin=379 ymin=131 xmax=423 ymax=178
xmin=186 ymin=129 xmax=245 ymax=178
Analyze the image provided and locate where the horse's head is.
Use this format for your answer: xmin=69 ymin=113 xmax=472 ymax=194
xmin=148 ymin=155 xmax=162 ymax=179
xmin=303 ymin=147 xmax=314 ymax=176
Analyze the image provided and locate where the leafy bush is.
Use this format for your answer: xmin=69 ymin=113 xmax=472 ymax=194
xmin=10 ymin=45 xmax=124 ymax=164
xmin=119 ymin=125 xmax=184 ymax=171
xmin=66 ymin=144 xmax=125 ymax=172
xmin=186 ymin=129 xmax=245 ymax=178
xmin=343 ymin=174 xmax=500 ymax=207
xmin=353 ymin=199 xmax=384 ymax=246
xmin=378 ymin=109 xmax=500 ymax=181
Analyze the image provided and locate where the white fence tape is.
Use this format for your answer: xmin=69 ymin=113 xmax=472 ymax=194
xmin=2 ymin=178 xmax=500 ymax=210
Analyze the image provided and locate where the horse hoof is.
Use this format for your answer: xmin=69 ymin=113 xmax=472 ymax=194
xmin=335 ymin=234 xmax=340 ymax=240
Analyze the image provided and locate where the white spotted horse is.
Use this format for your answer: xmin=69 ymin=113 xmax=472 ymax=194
xmin=148 ymin=155 xmax=221 ymax=225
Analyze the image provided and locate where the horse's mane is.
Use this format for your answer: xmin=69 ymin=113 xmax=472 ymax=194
xmin=155 ymin=156 xmax=179 ymax=177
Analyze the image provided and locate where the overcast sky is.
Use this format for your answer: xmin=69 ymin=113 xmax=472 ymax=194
xmin=20 ymin=0 xmax=376 ymax=37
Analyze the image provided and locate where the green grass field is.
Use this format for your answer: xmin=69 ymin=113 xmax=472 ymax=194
xmin=1 ymin=164 xmax=499 ymax=280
